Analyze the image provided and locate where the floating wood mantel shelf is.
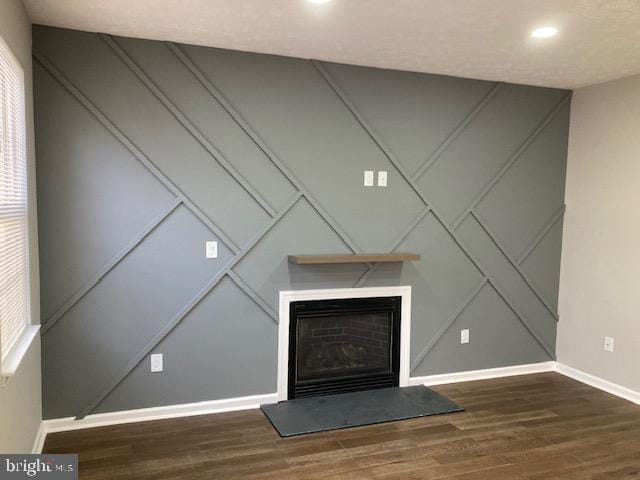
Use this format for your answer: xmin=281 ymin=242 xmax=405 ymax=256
xmin=287 ymin=253 xmax=421 ymax=265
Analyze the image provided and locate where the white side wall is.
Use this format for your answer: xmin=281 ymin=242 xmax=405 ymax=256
xmin=558 ymin=73 xmax=640 ymax=393
xmin=0 ymin=0 xmax=42 ymax=453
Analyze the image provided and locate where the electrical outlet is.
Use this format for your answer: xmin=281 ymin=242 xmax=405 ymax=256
xmin=604 ymin=336 xmax=614 ymax=352
xmin=364 ymin=170 xmax=374 ymax=187
xmin=206 ymin=241 xmax=218 ymax=259
xmin=461 ymin=329 xmax=470 ymax=344
xmin=150 ymin=353 xmax=163 ymax=372
xmin=377 ymin=171 xmax=388 ymax=187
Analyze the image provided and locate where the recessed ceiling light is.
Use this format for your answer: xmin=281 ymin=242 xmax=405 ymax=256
xmin=531 ymin=26 xmax=559 ymax=38
xmin=307 ymin=0 xmax=332 ymax=4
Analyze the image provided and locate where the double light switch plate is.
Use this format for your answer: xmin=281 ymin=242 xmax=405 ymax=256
xmin=364 ymin=171 xmax=388 ymax=187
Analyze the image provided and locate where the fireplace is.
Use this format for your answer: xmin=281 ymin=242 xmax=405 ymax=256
xmin=288 ymin=296 xmax=401 ymax=399
xmin=277 ymin=286 xmax=411 ymax=401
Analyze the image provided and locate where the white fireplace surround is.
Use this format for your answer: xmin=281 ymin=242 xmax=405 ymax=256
xmin=277 ymin=286 xmax=412 ymax=402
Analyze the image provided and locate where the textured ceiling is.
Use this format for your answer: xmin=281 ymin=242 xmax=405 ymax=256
xmin=23 ymin=0 xmax=640 ymax=89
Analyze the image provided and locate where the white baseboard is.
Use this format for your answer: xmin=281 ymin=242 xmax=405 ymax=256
xmin=43 ymin=392 xmax=278 ymax=434
xmin=37 ymin=361 xmax=640 ymax=444
xmin=409 ymin=361 xmax=556 ymax=386
xmin=31 ymin=421 xmax=46 ymax=454
xmin=41 ymin=363 xmax=556 ymax=438
xmin=555 ymin=363 xmax=640 ymax=405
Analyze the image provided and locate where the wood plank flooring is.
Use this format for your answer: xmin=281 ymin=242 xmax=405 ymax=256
xmin=43 ymin=373 xmax=640 ymax=479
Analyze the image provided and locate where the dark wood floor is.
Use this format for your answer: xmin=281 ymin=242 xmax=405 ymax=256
xmin=43 ymin=373 xmax=640 ymax=479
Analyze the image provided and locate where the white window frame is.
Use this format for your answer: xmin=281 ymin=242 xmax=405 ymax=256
xmin=0 ymin=35 xmax=38 ymax=385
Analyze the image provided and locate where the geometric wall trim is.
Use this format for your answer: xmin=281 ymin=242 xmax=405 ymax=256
xmin=34 ymin=26 xmax=570 ymax=419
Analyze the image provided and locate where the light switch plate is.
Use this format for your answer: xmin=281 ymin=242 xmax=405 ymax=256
xmin=378 ymin=171 xmax=388 ymax=187
xmin=364 ymin=170 xmax=374 ymax=187
xmin=604 ymin=336 xmax=614 ymax=352
xmin=206 ymin=241 xmax=218 ymax=259
xmin=150 ymin=353 xmax=163 ymax=372
xmin=461 ymin=329 xmax=470 ymax=344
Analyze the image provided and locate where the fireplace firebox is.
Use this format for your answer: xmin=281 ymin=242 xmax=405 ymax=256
xmin=288 ymin=296 xmax=401 ymax=399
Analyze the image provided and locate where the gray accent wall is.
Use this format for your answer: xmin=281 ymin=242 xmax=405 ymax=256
xmin=33 ymin=26 xmax=570 ymax=420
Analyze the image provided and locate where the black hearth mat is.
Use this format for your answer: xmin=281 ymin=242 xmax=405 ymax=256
xmin=260 ymin=385 xmax=463 ymax=437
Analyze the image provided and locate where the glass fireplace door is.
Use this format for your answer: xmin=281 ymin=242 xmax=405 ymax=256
xmin=288 ymin=296 xmax=401 ymax=399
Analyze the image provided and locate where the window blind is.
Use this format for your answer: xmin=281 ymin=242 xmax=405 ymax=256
xmin=0 ymin=37 xmax=29 ymax=363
